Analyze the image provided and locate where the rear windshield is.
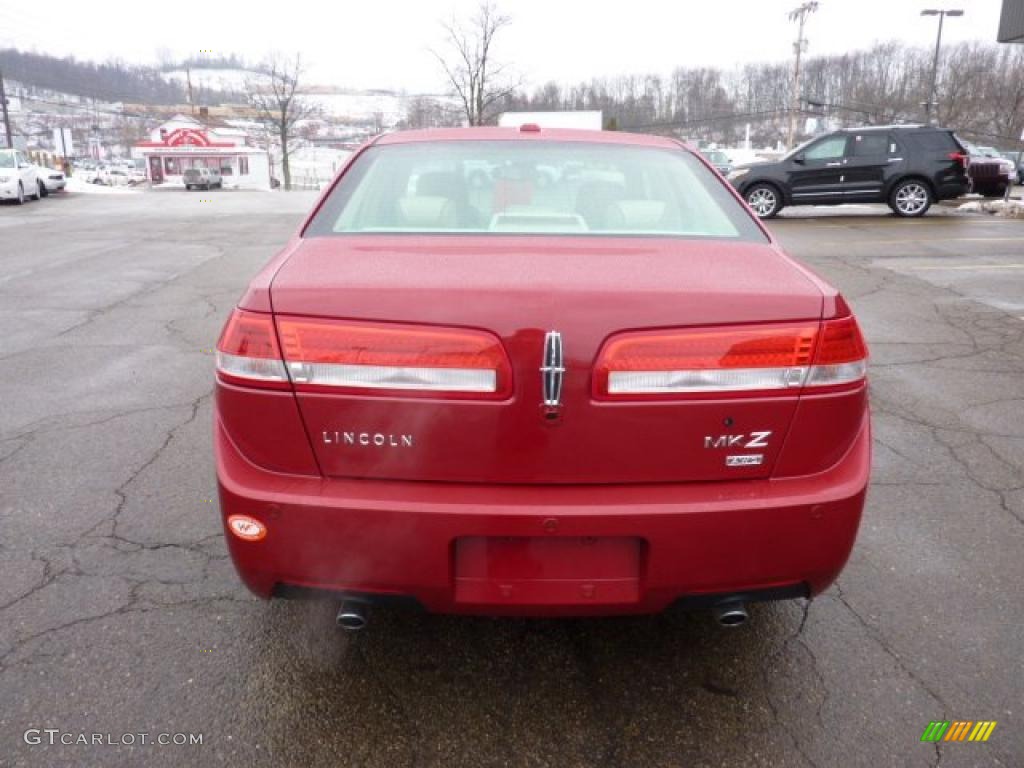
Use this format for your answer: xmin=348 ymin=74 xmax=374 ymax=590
xmin=305 ymin=141 xmax=766 ymax=241
xmin=906 ymin=131 xmax=960 ymax=152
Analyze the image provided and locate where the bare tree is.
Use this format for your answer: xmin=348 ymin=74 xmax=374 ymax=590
xmin=399 ymin=96 xmax=464 ymax=130
xmin=246 ymin=54 xmax=319 ymax=190
xmin=432 ymin=2 xmax=520 ymax=126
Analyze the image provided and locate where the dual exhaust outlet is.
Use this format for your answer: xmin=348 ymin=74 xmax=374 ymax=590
xmin=335 ymin=599 xmax=749 ymax=631
xmin=712 ymin=600 xmax=749 ymax=627
xmin=336 ymin=601 xmax=368 ymax=631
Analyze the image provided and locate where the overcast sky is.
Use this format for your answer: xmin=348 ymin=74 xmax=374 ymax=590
xmin=0 ymin=0 xmax=1007 ymax=92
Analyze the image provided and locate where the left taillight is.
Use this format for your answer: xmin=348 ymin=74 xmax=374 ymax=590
xmin=215 ymin=309 xmax=290 ymax=389
xmin=275 ymin=317 xmax=512 ymax=399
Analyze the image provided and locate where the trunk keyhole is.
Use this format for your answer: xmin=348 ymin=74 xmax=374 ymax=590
xmin=543 ymin=408 xmax=561 ymax=423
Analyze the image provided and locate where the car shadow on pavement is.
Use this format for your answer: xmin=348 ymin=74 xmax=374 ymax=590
xmin=239 ymin=597 xmax=812 ymax=766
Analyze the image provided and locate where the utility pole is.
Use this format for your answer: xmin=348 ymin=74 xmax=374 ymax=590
xmin=0 ymin=67 xmax=13 ymax=150
xmin=786 ymin=1 xmax=818 ymax=150
xmin=921 ymin=9 xmax=963 ymax=124
xmin=186 ymin=66 xmax=195 ymax=115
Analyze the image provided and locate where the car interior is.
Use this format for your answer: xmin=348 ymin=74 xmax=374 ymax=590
xmin=323 ymin=142 xmax=751 ymax=239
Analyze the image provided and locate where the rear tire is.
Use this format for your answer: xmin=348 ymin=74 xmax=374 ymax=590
xmin=745 ymin=183 xmax=783 ymax=219
xmin=889 ymin=179 xmax=931 ymax=217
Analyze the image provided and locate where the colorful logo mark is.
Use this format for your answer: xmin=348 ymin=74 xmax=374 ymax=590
xmin=921 ymin=721 xmax=997 ymax=743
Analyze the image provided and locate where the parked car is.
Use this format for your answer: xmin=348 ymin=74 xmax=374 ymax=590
xmin=700 ymin=148 xmax=733 ymax=176
xmin=34 ymin=165 xmax=67 ymax=196
xmin=964 ymin=144 xmax=1016 ymax=197
xmin=1000 ymin=150 xmax=1024 ymax=184
xmin=214 ymin=126 xmax=870 ymax=628
xmin=99 ymin=168 xmax=133 ymax=187
xmin=0 ymin=149 xmax=45 ymax=203
xmin=183 ymin=167 xmax=222 ymax=190
xmin=727 ymin=125 xmax=970 ymax=218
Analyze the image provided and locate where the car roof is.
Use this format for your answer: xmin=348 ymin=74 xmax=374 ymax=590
xmin=373 ymin=126 xmax=684 ymax=149
xmin=835 ymin=124 xmax=962 ymax=135
xmin=836 ymin=124 xmax=950 ymax=133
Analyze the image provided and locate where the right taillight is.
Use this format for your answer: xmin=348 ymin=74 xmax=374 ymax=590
xmin=594 ymin=315 xmax=867 ymax=399
xmin=805 ymin=315 xmax=868 ymax=390
xmin=215 ymin=309 xmax=290 ymax=389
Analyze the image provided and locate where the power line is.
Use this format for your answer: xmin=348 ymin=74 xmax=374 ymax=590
xmin=627 ymin=109 xmax=793 ymax=132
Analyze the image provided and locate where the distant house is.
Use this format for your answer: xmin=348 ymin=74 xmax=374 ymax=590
xmin=133 ymin=114 xmax=270 ymax=189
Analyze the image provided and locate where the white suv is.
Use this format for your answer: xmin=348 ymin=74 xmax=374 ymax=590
xmin=0 ymin=149 xmax=44 ymax=204
xmin=183 ymin=167 xmax=223 ymax=190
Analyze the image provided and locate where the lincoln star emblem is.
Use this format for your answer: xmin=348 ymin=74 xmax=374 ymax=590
xmin=540 ymin=331 xmax=565 ymax=409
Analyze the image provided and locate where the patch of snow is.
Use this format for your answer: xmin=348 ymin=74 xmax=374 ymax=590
xmin=65 ymin=178 xmax=140 ymax=195
xmin=958 ymin=199 xmax=1024 ymax=218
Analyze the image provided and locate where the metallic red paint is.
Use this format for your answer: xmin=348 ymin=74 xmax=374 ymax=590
xmin=214 ymin=127 xmax=870 ymax=616
xmin=215 ymin=409 xmax=869 ymax=615
xmin=266 ymin=236 xmax=827 ymax=484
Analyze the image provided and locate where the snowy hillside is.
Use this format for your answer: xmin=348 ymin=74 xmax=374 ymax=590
xmin=161 ymin=68 xmax=451 ymax=125
xmin=162 ymin=67 xmax=252 ymax=93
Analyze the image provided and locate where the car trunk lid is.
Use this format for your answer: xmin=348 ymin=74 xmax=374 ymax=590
xmin=268 ymin=235 xmax=824 ymax=484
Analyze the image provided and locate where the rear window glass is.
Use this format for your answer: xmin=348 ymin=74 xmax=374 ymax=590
xmin=907 ymin=131 xmax=959 ymax=152
xmin=305 ymin=141 xmax=766 ymax=241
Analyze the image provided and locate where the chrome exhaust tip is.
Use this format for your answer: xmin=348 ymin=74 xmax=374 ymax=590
xmin=336 ymin=601 xmax=368 ymax=631
xmin=712 ymin=601 xmax=749 ymax=628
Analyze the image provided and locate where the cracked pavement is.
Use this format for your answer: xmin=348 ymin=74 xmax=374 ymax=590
xmin=0 ymin=193 xmax=1021 ymax=767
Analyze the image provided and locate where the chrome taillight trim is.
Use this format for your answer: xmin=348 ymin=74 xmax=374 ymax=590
xmin=804 ymin=360 xmax=868 ymax=387
xmin=608 ymin=366 xmax=809 ymax=394
xmin=285 ymin=361 xmax=497 ymax=392
xmin=607 ymin=360 xmax=865 ymax=394
xmin=216 ymin=351 xmax=289 ymax=382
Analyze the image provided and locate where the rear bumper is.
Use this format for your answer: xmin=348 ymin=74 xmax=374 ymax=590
xmin=215 ymin=412 xmax=870 ymax=616
xmin=937 ymin=180 xmax=971 ymax=200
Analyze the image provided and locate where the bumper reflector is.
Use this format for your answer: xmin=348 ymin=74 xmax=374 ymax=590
xmin=227 ymin=514 xmax=267 ymax=542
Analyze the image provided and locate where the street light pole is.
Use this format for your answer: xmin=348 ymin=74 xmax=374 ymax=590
xmin=921 ymin=9 xmax=964 ymax=124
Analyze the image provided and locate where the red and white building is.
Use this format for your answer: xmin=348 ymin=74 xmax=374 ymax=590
xmin=134 ymin=115 xmax=271 ymax=189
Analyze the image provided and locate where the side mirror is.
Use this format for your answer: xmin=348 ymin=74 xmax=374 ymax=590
xmin=792 ymin=155 xmax=806 ymax=165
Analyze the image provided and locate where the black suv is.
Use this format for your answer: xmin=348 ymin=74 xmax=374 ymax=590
xmin=727 ymin=126 xmax=970 ymax=218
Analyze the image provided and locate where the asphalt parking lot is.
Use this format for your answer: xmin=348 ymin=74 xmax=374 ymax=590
xmin=1 ymin=190 xmax=1021 ymax=768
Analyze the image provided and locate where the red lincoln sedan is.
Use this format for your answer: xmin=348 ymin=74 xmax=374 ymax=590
xmin=214 ymin=126 xmax=869 ymax=629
